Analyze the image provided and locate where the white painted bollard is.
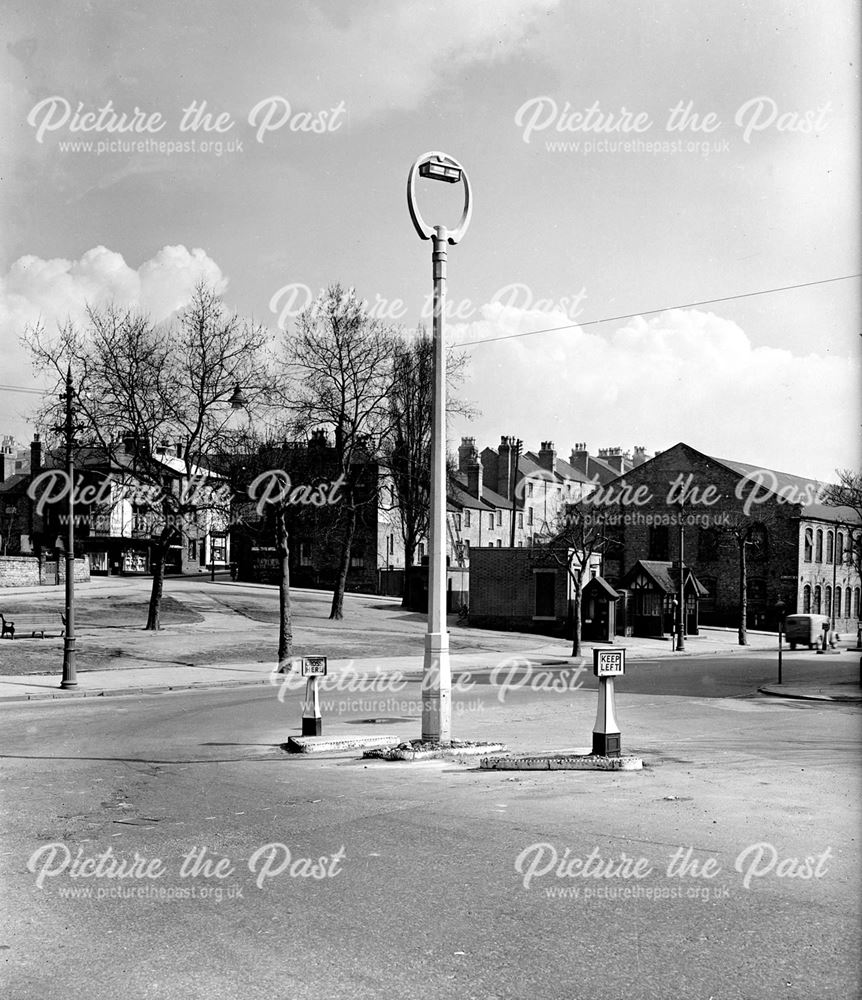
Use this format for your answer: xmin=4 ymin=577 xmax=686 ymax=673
xmin=299 ymin=656 xmax=327 ymax=738
xmin=592 ymin=649 xmax=626 ymax=758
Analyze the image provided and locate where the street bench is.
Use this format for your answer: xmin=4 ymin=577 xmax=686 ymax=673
xmin=0 ymin=611 xmax=66 ymax=640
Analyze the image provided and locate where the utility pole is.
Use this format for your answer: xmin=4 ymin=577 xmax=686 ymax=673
xmin=59 ymin=364 xmax=77 ymax=689
xmin=509 ymin=438 xmax=522 ymax=547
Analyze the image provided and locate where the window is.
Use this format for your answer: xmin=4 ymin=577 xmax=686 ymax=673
xmin=299 ymin=542 xmax=312 ymax=566
xmin=802 ymin=585 xmax=811 ymax=613
xmin=464 ymin=510 xmax=471 ymax=528
xmin=815 ymin=529 xmax=823 ymax=562
xmin=517 ymin=512 xmax=523 ymax=528
xmin=527 ymin=508 xmax=533 ymax=526
xmin=803 ymin=528 xmax=813 ymax=562
xmin=854 ymin=587 xmax=861 ymax=618
xmin=350 ymin=550 xmax=365 ymax=567
xmin=813 ymin=585 xmax=822 ymax=614
xmin=496 ymin=510 xmax=502 ymax=527
xmin=534 ymin=571 xmax=556 ymax=618
xmin=826 ymin=531 xmax=834 ymax=563
xmin=188 ymin=538 xmax=197 ymax=560
xmin=749 ymin=579 xmax=766 ymax=603
xmin=463 ymin=540 xmax=469 ymax=554
xmin=836 ymin=531 xmax=845 ymax=564
xmin=496 ymin=539 xmax=502 ymax=547
xmin=488 ymin=513 xmax=494 ymax=529
xmin=527 ymin=483 xmax=533 ymax=497
xmin=648 ymin=526 xmax=669 ymax=560
xmin=835 ymin=586 xmax=842 ymax=618
xmin=417 ymin=543 xmax=425 ymax=561
xmin=453 ymin=514 xmax=461 ymax=532
xmin=750 ymin=524 xmax=768 ymax=559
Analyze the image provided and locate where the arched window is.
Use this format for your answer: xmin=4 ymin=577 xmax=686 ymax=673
xmin=835 ymin=586 xmax=842 ymax=619
xmin=837 ymin=531 xmax=845 ymax=565
xmin=813 ymin=586 xmax=821 ymax=613
xmin=803 ymin=528 xmax=813 ymax=562
xmin=802 ymin=585 xmax=811 ymax=613
xmin=826 ymin=531 xmax=834 ymax=563
xmin=825 ymin=586 xmax=832 ymax=617
xmin=855 ymin=587 xmax=861 ymax=619
xmin=815 ymin=530 xmax=823 ymax=562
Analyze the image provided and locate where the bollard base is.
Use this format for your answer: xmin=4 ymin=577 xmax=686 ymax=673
xmin=301 ymin=717 xmax=322 ymax=737
xmin=592 ymin=731 xmax=621 ymax=758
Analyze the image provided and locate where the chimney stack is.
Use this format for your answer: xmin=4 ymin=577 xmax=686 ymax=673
xmin=538 ymin=440 xmax=556 ymax=472
xmin=458 ymin=436 xmax=477 ymax=473
xmin=570 ymin=442 xmax=590 ymax=477
xmin=30 ymin=433 xmax=42 ymax=475
xmin=466 ymin=450 xmax=483 ymax=499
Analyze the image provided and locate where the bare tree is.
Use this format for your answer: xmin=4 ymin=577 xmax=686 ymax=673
xmin=26 ymin=284 xmax=271 ymax=630
xmin=712 ymin=508 xmax=778 ymax=646
xmin=286 ymin=285 xmax=395 ymax=620
xmin=540 ymin=502 xmax=613 ymax=657
xmin=821 ymin=469 xmax=862 ymax=574
xmin=385 ymin=330 xmax=472 ymax=583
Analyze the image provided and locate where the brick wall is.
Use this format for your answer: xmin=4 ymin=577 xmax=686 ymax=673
xmin=598 ymin=445 xmax=805 ymax=628
xmin=0 ymin=555 xmax=90 ymax=588
xmin=469 ymin=547 xmax=570 ymax=635
xmin=0 ymin=555 xmax=41 ymax=587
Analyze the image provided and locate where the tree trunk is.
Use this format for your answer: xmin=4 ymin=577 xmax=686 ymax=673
xmin=570 ymin=570 xmax=583 ymax=657
xmin=145 ymin=542 xmax=167 ymax=630
xmin=275 ymin=506 xmax=293 ymax=672
xmin=738 ymin=537 xmax=748 ymax=646
xmin=400 ymin=527 xmax=417 ymax=608
xmin=329 ymin=509 xmax=356 ymax=621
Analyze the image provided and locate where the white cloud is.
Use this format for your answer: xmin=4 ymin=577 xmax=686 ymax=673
xmin=0 ymin=245 xmax=227 ymax=440
xmin=450 ymin=305 xmax=860 ymax=482
xmin=276 ymin=0 xmax=559 ymax=119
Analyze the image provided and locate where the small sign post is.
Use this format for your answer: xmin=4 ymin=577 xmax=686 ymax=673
xmin=592 ymin=649 xmax=625 ymax=758
xmin=300 ymin=656 xmax=327 ymax=737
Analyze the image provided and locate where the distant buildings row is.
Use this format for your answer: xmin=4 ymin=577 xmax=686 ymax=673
xmin=1 ymin=430 xmax=859 ymax=635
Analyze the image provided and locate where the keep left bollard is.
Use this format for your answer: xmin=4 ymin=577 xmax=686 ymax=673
xmin=300 ymin=656 xmax=328 ymax=737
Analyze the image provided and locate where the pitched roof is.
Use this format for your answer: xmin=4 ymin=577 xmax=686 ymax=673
xmin=709 ymin=455 xmax=857 ymax=524
xmin=520 ymin=451 xmax=593 ymax=486
xmin=620 ymin=559 xmax=709 ymax=597
xmin=608 ymin=442 xmax=858 ymax=525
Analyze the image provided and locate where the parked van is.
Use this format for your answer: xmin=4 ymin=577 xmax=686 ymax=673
xmin=784 ymin=614 xmax=831 ymax=650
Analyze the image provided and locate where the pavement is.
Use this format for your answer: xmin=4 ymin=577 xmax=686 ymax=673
xmin=1 ymin=601 xmax=859 ymax=701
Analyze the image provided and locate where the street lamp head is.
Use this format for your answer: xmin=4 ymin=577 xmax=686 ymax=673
xmin=407 ymin=151 xmax=472 ymax=244
xmin=419 ymin=159 xmax=462 ymax=184
xmin=228 ymin=385 xmax=248 ymax=409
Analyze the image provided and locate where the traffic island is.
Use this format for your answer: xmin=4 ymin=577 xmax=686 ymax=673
xmin=363 ymin=739 xmax=508 ymax=761
xmin=282 ymin=734 xmax=400 ymax=755
xmin=480 ymin=751 xmax=643 ymax=771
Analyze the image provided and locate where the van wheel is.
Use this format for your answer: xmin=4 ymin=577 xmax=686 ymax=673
xmin=808 ymin=643 xmax=814 ymax=650
xmin=789 ymin=642 xmax=796 ymax=650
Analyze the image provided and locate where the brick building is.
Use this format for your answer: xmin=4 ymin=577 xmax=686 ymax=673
xmin=599 ymin=442 xmax=861 ymax=631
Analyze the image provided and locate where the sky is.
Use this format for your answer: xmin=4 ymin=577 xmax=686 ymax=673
xmin=1 ymin=0 xmax=859 ymax=482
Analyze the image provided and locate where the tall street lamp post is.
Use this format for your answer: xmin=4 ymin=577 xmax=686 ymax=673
xmin=676 ymin=500 xmax=686 ymax=652
xmin=59 ymin=364 xmax=78 ymax=689
xmin=407 ymin=151 xmax=472 ymax=743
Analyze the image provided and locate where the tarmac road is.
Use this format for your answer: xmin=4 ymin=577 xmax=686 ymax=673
xmin=1 ymin=657 xmax=859 ymax=1000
